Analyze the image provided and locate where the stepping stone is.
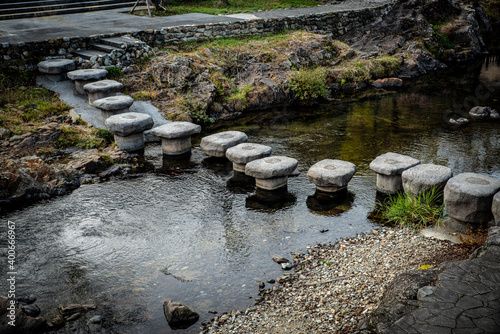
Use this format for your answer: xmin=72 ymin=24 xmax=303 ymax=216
xmin=67 ymin=69 xmax=108 ymax=96
xmin=245 ymin=156 xmax=298 ymax=191
xmin=226 ymin=143 xmax=273 ymax=172
xmin=151 ymin=121 xmax=201 ymax=156
xmin=94 ymin=95 xmax=134 ymax=120
xmin=200 ymin=131 xmax=248 ymax=158
xmin=83 ymin=79 xmax=123 ymax=106
xmin=444 ymin=173 xmax=500 ymax=224
xmin=104 ymin=112 xmax=154 ymax=152
xmin=38 ymin=59 xmax=76 ymax=82
xmin=369 ymin=152 xmax=420 ymax=194
xmin=402 ymin=164 xmax=453 ymax=197
xmin=307 ymin=159 xmax=357 ymax=193
xmin=493 ymin=192 xmax=500 ymax=225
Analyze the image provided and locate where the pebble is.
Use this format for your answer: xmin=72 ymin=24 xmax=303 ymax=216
xmin=203 ymin=228 xmax=455 ymax=334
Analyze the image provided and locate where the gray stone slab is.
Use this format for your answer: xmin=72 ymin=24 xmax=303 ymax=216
xmin=369 ymin=152 xmax=420 ymax=176
xmin=84 ymin=79 xmax=123 ymax=93
xmin=105 ymin=112 xmax=153 ymax=137
xmin=486 ymin=226 xmax=500 ymax=247
xmin=226 ymin=143 xmax=272 ymax=164
xmin=307 ymin=159 xmax=357 ymax=192
xmin=67 ymin=69 xmax=108 ymax=81
xmin=456 ymin=295 xmax=484 ymax=310
xmin=151 ymin=122 xmax=201 ymax=139
xmin=402 ymin=164 xmax=453 ymax=197
xmin=38 ymin=59 xmax=75 ymax=74
xmin=200 ymin=131 xmax=248 ymax=157
xmin=245 ymin=156 xmax=298 ymax=179
xmin=94 ymin=95 xmax=134 ymax=111
xmin=444 ymin=173 xmax=500 ymax=224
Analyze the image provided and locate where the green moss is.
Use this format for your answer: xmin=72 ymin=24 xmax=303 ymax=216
xmin=105 ymin=66 xmax=123 ymax=79
xmin=57 ymin=126 xmax=112 ymax=149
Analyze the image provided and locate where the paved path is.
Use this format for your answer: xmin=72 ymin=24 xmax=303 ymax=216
xmin=385 ymin=227 xmax=500 ymax=334
xmin=0 ymin=0 xmax=391 ymax=44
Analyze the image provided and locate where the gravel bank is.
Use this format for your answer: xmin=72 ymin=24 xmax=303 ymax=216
xmin=202 ymin=227 xmax=471 ymax=333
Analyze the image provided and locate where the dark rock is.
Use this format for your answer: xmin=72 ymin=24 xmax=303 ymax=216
xmin=0 ymin=297 xmax=47 ymax=334
xmin=50 ymin=315 xmax=65 ymax=328
xmin=58 ymin=304 xmax=96 ymax=317
xmin=267 ymin=279 xmax=276 ymax=284
xmin=16 ymin=296 xmax=36 ymax=305
xmin=0 ymin=128 xmax=11 ymax=140
xmin=469 ymin=106 xmax=499 ymax=120
xmin=20 ymin=304 xmax=41 ymax=317
xmin=163 ymin=300 xmax=199 ymax=329
xmin=364 ymin=270 xmax=441 ymax=331
xmin=257 ymin=281 xmax=265 ymax=289
xmin=272 ymin=256 xmax=290 ymax=264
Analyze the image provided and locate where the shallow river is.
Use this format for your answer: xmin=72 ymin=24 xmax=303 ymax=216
xmin=1 ymin=57 xmax=500 ymax=333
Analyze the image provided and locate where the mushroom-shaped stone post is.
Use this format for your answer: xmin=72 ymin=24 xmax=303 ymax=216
xmin=401 ymin=164 xmax=453 ymax=197
xmin=94 ymin=95 xmax=134 ymax=120
xmin=83 ymin=80 xmax=124 ymax=106
xmin=200 ymin=131 xmax=248 ymax=158
xmin=226 ymin=143 xmax=272 ymax=172
xmin=38 ymin=59 xmax=76 ymax=82
xmin=67 ymin=69 xmax=108 ymax=96
xmin=245 ymin=156 xmax=298 ymax=191
xmin=105 ymin=112 xmax=154 ymax=152
xmin=151 ymin=122 xmax=201 ymax=156
xmin=369 ymin=152 xmax=420 ymax=194
xmin=307 ymin=159 xmax=357 ymax=193
xmin=444 ymin=173 xmax=500 ymax=224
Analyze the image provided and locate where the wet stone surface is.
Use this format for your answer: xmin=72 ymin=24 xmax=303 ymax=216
xmin=401 ymin=163 xmax=453 ymax=197
xmin=200 ymin=131 xmax=248 ymax=157
xmin=307 ymin=159 xmax=357 ymax=193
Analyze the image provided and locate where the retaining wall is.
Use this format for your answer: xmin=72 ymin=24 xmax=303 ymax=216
xmin=0 ymin=3 xmax=393 ymax=66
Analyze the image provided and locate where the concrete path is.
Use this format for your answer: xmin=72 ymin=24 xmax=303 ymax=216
xmin=0 ymin=0 xmax=392 ymax=44
xmin=386 ymin=227 xmax=500 ymax=334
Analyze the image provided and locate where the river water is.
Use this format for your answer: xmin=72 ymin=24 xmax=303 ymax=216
xmin=1 ymin=57 xmax=499 ymax=333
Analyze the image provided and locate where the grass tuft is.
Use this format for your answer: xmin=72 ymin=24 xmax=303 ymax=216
xmin=288 ymin=67 xmax=328 ymax=100
xmin=380 ymin=187 xmax=444 ymax=229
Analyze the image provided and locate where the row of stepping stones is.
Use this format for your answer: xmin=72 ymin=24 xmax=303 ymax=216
xmin=38 ymin=58 xmax=134 ymax=122
xmin=37 ymin=59 xmax=500 ymax=221
xmin=370 ymin=152 xmax=500 ymax=225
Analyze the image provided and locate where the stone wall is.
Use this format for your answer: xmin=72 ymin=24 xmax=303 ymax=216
xmin=0 ymin=3 xmax=393 ymax=67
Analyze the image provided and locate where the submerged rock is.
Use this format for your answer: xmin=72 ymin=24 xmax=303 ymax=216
xmin=163 ymin=300 xmax=199 ymax=329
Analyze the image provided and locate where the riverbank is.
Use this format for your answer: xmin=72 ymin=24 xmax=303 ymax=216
xmin=202 ymin=227 xmax=477 ymax=333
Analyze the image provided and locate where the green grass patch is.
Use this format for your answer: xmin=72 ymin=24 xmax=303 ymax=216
xmin=331 ymin=56 xmax=400 ymax=84
xmin=105 ymin=66 xmax=124 ymax=79
xmin=140 ymin=0 xmax=319 ymax=16
xmin=380 ymin=187 xmax=444 ymax=229
xmin=0 ymin=86 xmax=70 ymax=133
xmin=288 ymin=67 xmax=328 ymax=100
xmin=57 ymin=126 xmax=113 ymax=149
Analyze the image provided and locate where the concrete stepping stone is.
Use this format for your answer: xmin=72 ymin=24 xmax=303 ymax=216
xmin=402 ymin=164 xmax=453 ymax=197
xmin=369 ymin=152 xmax=420 ymax=194
xmin=226 ymin=143 xmax=272 ymax=172
xmin=245 ymin=156 xmax=298 ymax=191
xmin=307 ymin=159 xmax=357 ymax=193
xmin=151 ymin=121 xmax=201 ymax=156
xmin=38 ymin=59 xmax=76 ymax=82
xmin=67 ymin=69 xmax=108 ymax=96
xmin=83 ymin=79 xmax=123 ymax=106
xmin=493 ymin=192 xmax=500 ymax=225
xmin=200 ymin=131 xmax=248 ymax=158
xmin=444 ymin=173 xmax=500 ymax=224
xmin=94 ymin=95 xmax=134 ymax=120
xmin=104 ymin=112 xmax=154 ymax=152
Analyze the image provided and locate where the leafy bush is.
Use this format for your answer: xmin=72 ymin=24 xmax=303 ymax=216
xmin=288 ymin=67 xmax=328 ymax=100
xmin=380 ymin=187 xmax=444 ymax=229
xmin=105 ymin=66 xmax=124 ymax=79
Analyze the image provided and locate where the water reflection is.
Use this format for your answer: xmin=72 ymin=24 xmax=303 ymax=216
xmin=306 ymin=188 xmax=354 ymax=213
xmin=226 ymin=171 xmax=255 ymax=193
xmin=245 ymin=187 xmax=297 ymax=211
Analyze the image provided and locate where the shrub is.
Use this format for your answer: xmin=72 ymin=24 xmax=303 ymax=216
xmin=288 ymin=67 xmax=328 ymax=100
xmin=179 ymin=95 xmax=215 ymax=124
xmin=380 ymin=187 xmax=444 ymax=229
xmin=105 ymin=66 xmax=124 ymax=79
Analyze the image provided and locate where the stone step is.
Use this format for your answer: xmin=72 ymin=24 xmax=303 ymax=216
xmin=0 ymin=1 xmax=136 ymax=20
xmin=72 ymin=49 xmax=107 ymax=60
xmin=90 ymin=43 xmax=119 ymax=53
xmin=100 ymin=36 xmax=138 ymax=48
